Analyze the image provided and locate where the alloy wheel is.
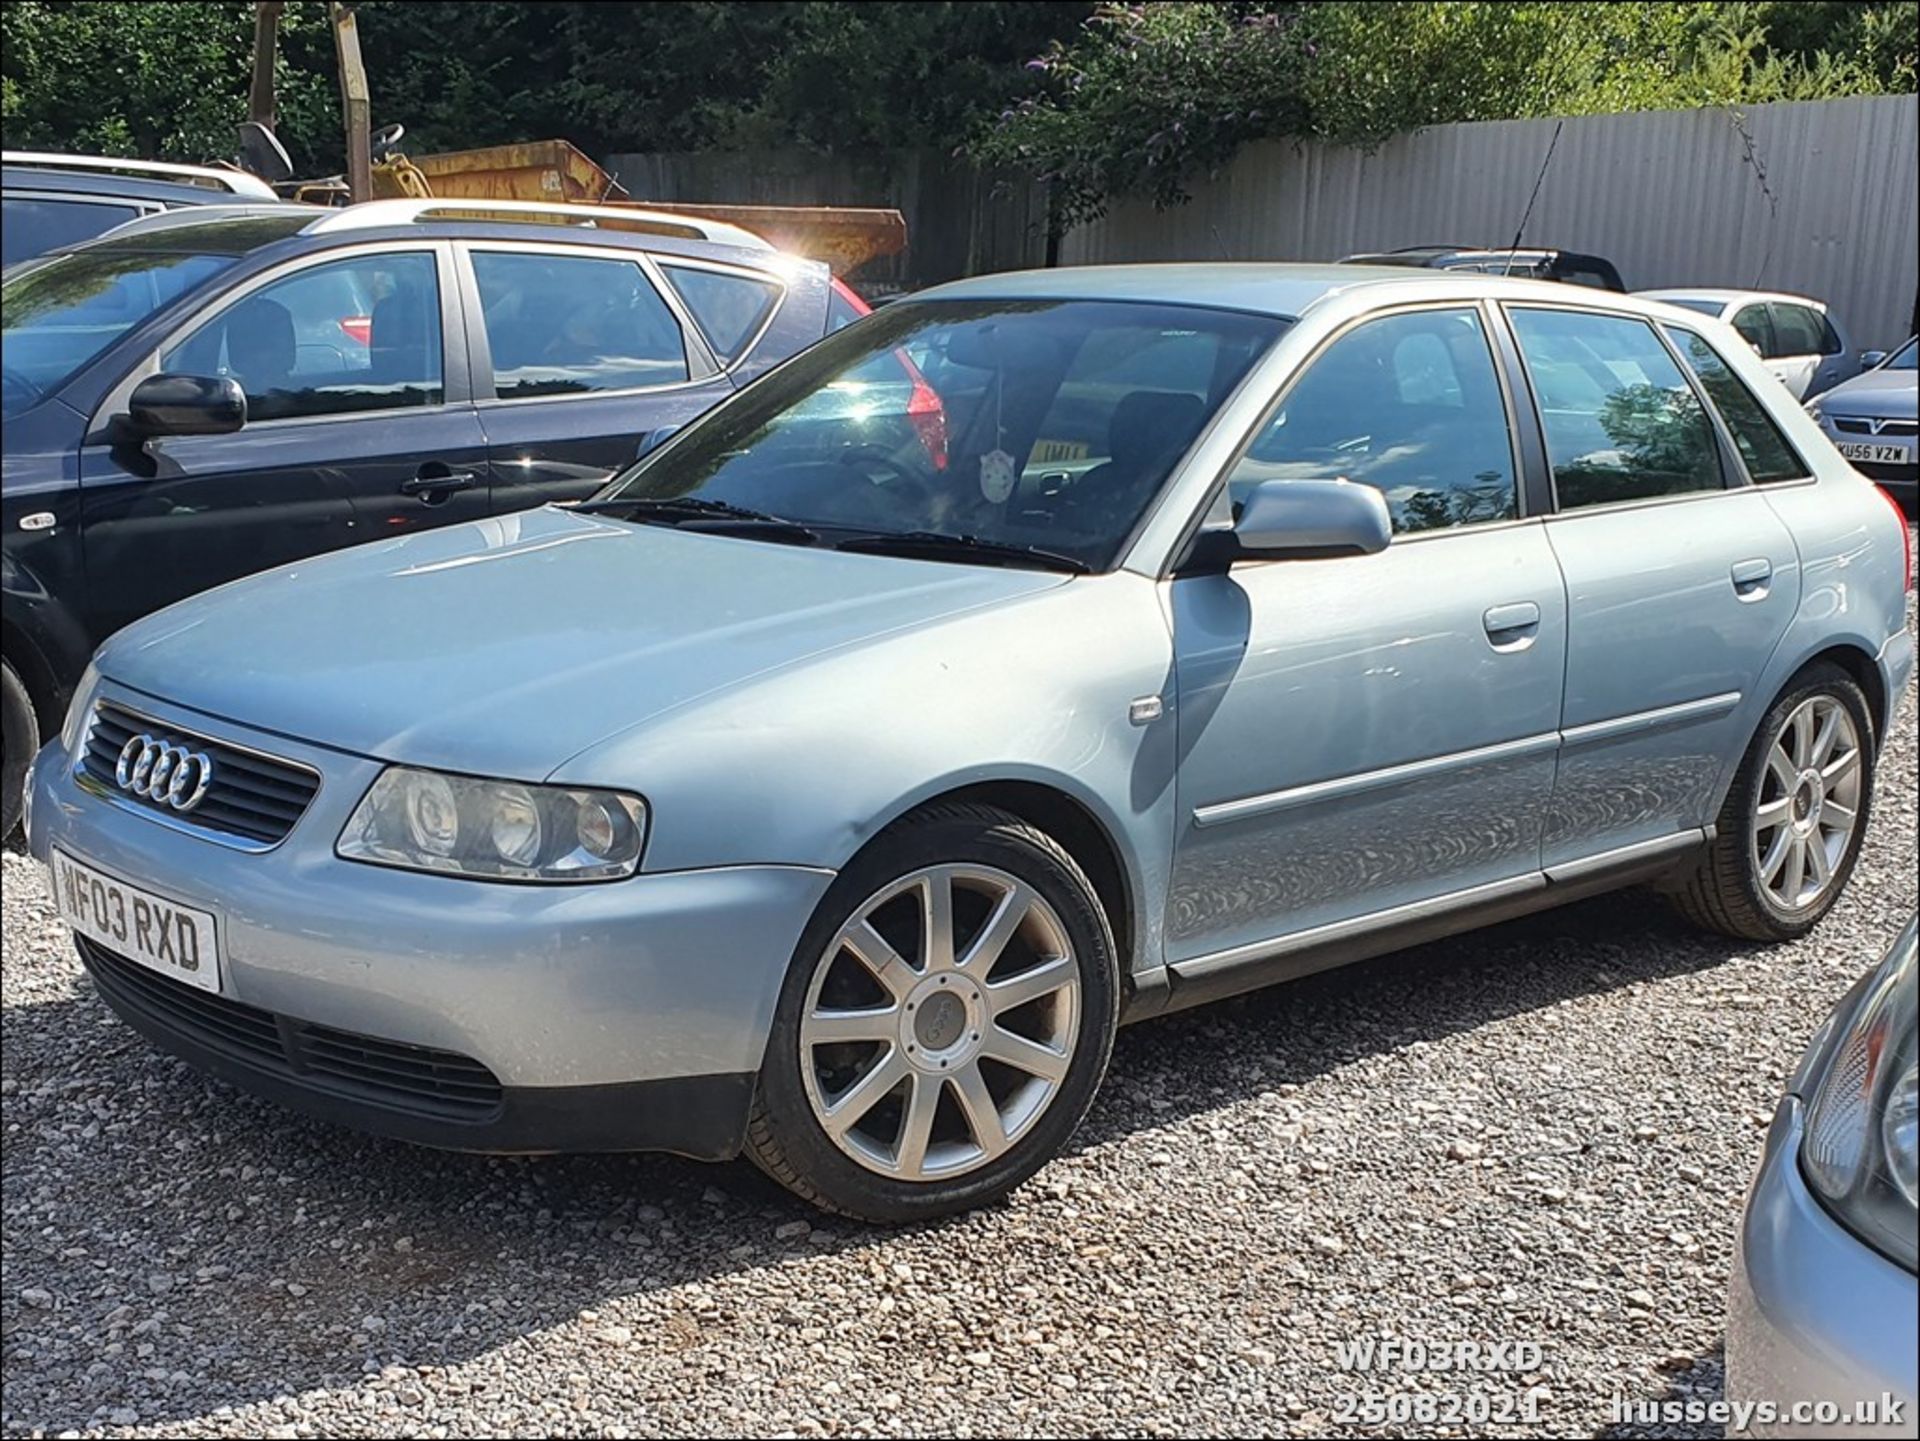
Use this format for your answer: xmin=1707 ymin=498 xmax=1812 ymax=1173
xmin=1751 ymin=695 xmax=1863 ymax=912
xmin=797 ymin=863 xmax=1081 ymax=1181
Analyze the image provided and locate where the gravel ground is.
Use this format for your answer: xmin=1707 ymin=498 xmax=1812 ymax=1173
xmin=3 ymin=581 xmax=1914 ymax=1439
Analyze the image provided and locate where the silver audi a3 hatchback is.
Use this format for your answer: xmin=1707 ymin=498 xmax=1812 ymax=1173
xmin=27 ymin=266 xmax=1916 ymax=1221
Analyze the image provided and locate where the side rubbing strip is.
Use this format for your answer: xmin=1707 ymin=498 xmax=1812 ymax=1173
xmin=1191 ymin=731 xmax=1560 ymax=829
xmin=1559 ymin=691 xmax=1742 ymax=747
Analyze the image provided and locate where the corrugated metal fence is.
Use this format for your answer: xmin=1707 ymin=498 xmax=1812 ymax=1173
xmin=1061 ymin=95 xmax=1919 ymax=350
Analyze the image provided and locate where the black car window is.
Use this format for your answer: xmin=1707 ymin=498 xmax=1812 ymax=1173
xmin=1 ymin=195 xmax=144 ymax=268
xmin=2 ymin=247 xmax=236 ymax=417
xmin=1664 ymin=325 xmax=1810 ymax=485
xmin=659 ymin=264 xmax=779 ymax=363
xmin=163 ymin=251 xmax=441 ymax=421
xmin=1732 ymin=303 xmax=1778 ymax=358
xmin=825 ymin=284 xmax=867 ymax=333
xmin=1229 ymin=307 xmax=1519 ymax=534
xmin=1769 ymin=303 xmax=1830 ymax=358
xmin=1509 ymin=307 xmax=1723 ymax=509
xmin=472 ymin=251 xmax=688 ymax=399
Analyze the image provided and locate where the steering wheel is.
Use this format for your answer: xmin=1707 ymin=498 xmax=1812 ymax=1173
xmin=836 ymin=445 xmax=935 ymax=511
xmin=370 ymin=123 xmax=406 ymax=159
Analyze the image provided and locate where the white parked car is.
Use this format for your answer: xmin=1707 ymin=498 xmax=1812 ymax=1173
xmin=1637 ymin=289 xmax=1863 ymax=401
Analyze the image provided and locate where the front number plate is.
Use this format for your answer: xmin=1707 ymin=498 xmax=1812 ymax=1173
xmin=51 ymin=849 xmax=221 ymax=994
xmin=1835 ymin=441 xmax=1910 ymax=464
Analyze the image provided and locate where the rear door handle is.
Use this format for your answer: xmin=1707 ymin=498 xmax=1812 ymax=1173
xmin=1731 ymin=558 xmax=1773 ymax=599
xmin=401 ymin=466 xmax=480 ymax=500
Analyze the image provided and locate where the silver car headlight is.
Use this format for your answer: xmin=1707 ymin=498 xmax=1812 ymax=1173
xmin=337 ymin=767 xmax=648 ymax=882
xmin=1799 ymin=920 xmax=1918 ymax=1272
xmin=1803 ymin=398 xmax=1824 ymax=425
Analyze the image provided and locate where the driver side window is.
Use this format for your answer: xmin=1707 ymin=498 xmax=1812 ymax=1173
xmin=1228 ymin=308 xmax=1520 ymax=535
xmin=161 ymin=251 xmax=443 ymax=422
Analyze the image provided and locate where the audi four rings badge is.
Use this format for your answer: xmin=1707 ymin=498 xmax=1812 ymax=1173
xmin=114 ymin=735 xmax=214 ymax=813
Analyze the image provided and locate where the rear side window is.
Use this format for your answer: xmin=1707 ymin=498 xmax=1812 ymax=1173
xmin=1772 ymin=302 xmax=1839 ymax=357
xmin=825 ymin=283 xmax=868 ymax=334
xmin=471 ymin=251 xmax=689 ymax=399
xmin=1 ymin=195 xmax=144 ymax=268
xmin=1509 ymin=307 xmax=1722 ymax=509
xmin=1663 ymin=326 xmax=1809 ymax=484
xmin=1230 ymin=307 xmax=1519 ymax=534
xmin=660 ymin=264 xmax=779 ymax=363
xmin=163 ymin=251 xmax=442 ymax=421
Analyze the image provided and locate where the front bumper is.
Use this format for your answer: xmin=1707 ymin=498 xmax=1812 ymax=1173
xmin=26 ymin=686 xmax=835 ymax=1158
xmin=1726 ymin=1097 xmax=1918 ymax=1437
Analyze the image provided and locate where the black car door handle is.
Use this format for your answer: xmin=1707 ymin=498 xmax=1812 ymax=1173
xmin=400 ymin=467 xmax=480 ymax=498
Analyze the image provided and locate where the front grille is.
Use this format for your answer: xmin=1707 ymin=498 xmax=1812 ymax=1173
xmin=1833 ymin=416 xmax=1919 ymax=436
xmin=81 ymin=702 xmax=320 ymax=847
xmin=78 ymin=937 xmax=504 ymax=1122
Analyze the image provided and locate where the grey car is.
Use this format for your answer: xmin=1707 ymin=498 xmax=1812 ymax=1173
xmin=24 ymin=265 xmax=1917 ymax=1221
xmin=1727 ymin=917 xmax=1917 ymax=1437
xmin=1807 ymin=337 xmax=1918 ymax=508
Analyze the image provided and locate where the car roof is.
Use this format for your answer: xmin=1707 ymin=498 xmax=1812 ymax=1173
xmin=910 ymin=262 xmax=1607 ymax=319
xmin=53 ymin=201 xmax=808 ymax=276
xmin=2 ymin=150 xmax=278 ymax=202
xmin=1 ymin=164 xmax=270 ymax=209
xmin=1637 ymin=287 xmax=1827 ymax=310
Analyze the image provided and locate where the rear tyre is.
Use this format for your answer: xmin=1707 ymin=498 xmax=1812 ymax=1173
xmin=1670 ymin=664 xmax=1875 ymax=941
xmin=745 ymin=803 xmax=1119 ymax=1222
xmin=1 ymin=661 xmax=36 ymax=840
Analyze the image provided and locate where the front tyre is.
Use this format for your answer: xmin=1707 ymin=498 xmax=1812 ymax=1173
xmin=1 ymin=661 xmax=36 ymax=839
xmin=746 ymin=803 xmax=1119 ymax=1222
xmin=1672 ymin=663 xmax=1875 ymax=941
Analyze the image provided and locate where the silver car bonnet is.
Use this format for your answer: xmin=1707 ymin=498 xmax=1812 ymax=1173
xmin=93 ymin=505 xmax=1069 ymax=779
xmin=1816 ymin=365 xmax=1920 ymax=419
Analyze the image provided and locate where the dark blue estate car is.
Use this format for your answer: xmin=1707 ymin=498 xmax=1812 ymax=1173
xmin=0 ymin=198 xmax=837 ymax=831
xmin=2 ymin=151 xmax=286 ymax=270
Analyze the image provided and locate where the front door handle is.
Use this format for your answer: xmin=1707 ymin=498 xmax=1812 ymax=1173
xmin=1731 ymin=557 xmax=1773 ymax=600
xmin=401 ymin=465 xmax=480 ymax=501
xmin=1483 ymin=601 xmax=1542 ymax=650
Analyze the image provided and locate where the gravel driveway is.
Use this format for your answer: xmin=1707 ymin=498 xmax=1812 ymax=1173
xmin=4 ymin=581 xmax=1914 ymax=1439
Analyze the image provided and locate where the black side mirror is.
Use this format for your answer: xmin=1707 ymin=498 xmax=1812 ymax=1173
xmin=128 ymin=374 xmax=247 ymax=437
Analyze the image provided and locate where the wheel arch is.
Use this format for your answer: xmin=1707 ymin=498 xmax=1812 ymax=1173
xmin=856 ymin=777 xmax=1141 ymax=982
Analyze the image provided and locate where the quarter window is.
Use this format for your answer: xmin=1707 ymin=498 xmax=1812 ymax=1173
xmin=660 ymin=265 xmax=780 ymax=363
xmin=1228 ymin=307 xmax=1519 ymax=535
xmin=161 ymin=251 xmax=442 ymax=421
xmin=1663 ymin=326 xmax=1809 ymax=484
xmin=1509 ymin=308 xmax=1722 ymax=509
xmin=472 ymin=251 xmax=688 ymax=399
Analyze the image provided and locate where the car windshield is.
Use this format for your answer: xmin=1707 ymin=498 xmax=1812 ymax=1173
xmin=1 ymin=246 xmax=236 ymax=415
xmin=1883 ymin=338 xmax=1917 ymax=371
xmin=597 ymin=298 xmax=1285 ymax=570
xmin=1658 ymin=297 xmax=1728 ymax=318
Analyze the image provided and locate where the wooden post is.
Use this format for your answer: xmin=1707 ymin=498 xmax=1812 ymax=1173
xmin=330 ymin=1 xmax=372 ymax=202
xmin=248 ymin=2 xmax=283 ymax=130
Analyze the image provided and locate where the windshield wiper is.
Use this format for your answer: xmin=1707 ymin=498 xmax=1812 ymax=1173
xmin=570 ymin=495 xmax=819 ymax=543
xmin=833 ymin=530 xmax=1089 ymax=574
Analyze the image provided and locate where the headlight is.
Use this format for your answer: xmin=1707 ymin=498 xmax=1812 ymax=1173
xmin=1799 ymin=919 xmax=1918 ymax=1271
xmin=1803 ymin=399 xmax=1825 ymax=426
xmin=337 ymin=767 xmax=647 ymax=882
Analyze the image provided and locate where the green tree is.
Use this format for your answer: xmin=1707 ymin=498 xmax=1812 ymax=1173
xmin=972 ymin=1 xmax=1916 ymax=227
